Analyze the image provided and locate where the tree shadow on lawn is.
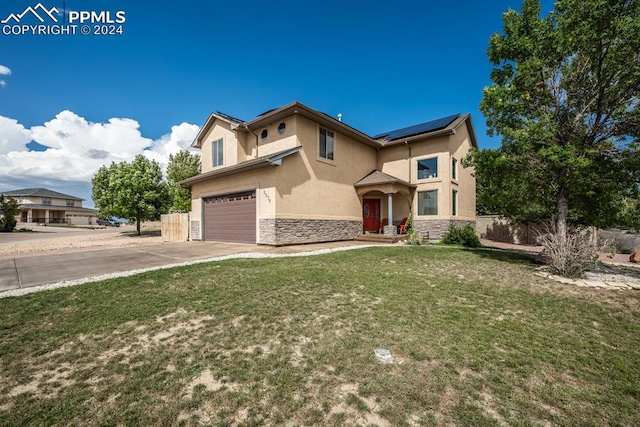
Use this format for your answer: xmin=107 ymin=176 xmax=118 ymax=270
xmin=121 ymin=230 xmax=161 ymax=238
xmin=462 ymin=246 xmax=539 ymax=267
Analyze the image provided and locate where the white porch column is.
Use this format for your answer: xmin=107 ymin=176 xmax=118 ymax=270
xmin=45 ymin=209 xmax=49 ymax=224
xmin=383 ymin=193 xmax=397 ymax=237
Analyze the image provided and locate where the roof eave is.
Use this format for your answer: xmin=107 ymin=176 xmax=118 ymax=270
xmin=381 ymin=128 xmax=455 ymax=146
xmin=180 ymin=146 xmax=302 ymax=187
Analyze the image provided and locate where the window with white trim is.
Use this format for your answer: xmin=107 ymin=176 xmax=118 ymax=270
xmin=452 ymin=189 xmax=458 ymax=216
xmin=319 ymin=128 xmax=334 ymax=161
xmin=212 ymin=138 xmax=224 ymax=167
xmin=417 ymin=190 xmax=438 ymax=215
xmin=417 ymin=157 xmax=438 ymax=180
xmin=452 ymin=157 xmax=458 ymax=180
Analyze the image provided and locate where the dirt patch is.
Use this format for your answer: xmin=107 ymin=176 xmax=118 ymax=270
xmin=0 ymin=225 xmax=163 ymax=259
xmin=183 ymin=368 xmax=239 ymax=399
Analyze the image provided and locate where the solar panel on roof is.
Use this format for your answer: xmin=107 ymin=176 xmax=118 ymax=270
xmin=373 ymin=114 xmax=460 ymax=141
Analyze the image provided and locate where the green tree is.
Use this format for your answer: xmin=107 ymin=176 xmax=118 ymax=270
xmin=0 ymin=195 xmax=19 ymax=232
xmin=166 ymin=150 xmax=200 ymax=213
xmin=472 ymin=0 xmax=640 ymax=238
xmin=92 ymin=155 xmax=168 ymax=235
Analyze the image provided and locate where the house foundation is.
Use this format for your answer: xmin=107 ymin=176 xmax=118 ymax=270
xmin=413 ymin=219 xmax=476 ymax=240
xmin=260 ymin=218 xmax=361 ymax=245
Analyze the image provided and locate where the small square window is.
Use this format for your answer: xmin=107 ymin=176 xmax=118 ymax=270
xmin=417 ymin=158 xmax=437 ymax=180
xmin=42 ymin=197 xmax=51 ymax=206
xmin=319 ymin=128 xmax=334 ymax=160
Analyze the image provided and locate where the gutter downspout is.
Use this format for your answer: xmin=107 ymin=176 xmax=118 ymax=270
xmin=406 ymin=140 xmax=414 ymax=219
xmin=405 ymin=141 xmax=411 ymax=183
xmin=244 ymin=124 xmax=259 ymax=158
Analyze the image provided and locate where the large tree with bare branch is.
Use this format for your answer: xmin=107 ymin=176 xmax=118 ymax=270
xmin=470 ymin=0 xmax=640 ymax=238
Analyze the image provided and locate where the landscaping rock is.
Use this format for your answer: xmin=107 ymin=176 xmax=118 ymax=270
xmin=629 ymin=250 xmax=640 ymax=263
xmin=535 ymin=250 xmax=551 ymax=265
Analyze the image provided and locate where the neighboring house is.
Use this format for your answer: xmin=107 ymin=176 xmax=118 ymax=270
xmin=1 ymin=188 xmax=97 ymax=225
xmin=181 ymin=101 xmax=477 ymax=245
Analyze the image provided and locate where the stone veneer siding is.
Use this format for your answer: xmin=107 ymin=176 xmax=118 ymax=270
xmin=259 ymin=218 xmax=362 ymax=245
xmin=413 ymin=219 xmax=476 ymax=241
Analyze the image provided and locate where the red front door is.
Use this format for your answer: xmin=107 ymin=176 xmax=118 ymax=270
xmin=362 ymin=199 xmax=380 ymax=232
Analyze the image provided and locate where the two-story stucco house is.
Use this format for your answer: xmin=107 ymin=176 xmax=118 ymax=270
xmin=1 ymin=188 xmax=97 ymax=225
xmin=181 ymin=101 xmax=477 ymax=245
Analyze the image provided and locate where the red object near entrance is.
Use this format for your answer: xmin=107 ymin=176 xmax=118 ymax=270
xmin=362 ymin=199 xmax=380 ymax=232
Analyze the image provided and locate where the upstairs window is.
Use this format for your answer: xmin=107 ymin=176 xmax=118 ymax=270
xmin=319 ymin=128 xmax=334 ymax=161
xmin=212 ymin=138 xmax=224 ymax=167
xmin=66 ymin=199 xmax=74 ymax=207
xmin=417 ymin=158 xmax=438 ymax=180
xmin=42 ymin=197 xmax=51 ymax=206
xmin=452 ymin=157 xmax=458 ymax=180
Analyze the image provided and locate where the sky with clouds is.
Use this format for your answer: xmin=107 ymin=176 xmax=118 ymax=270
xmin=0 ymin=0 xmax=555 ymax=207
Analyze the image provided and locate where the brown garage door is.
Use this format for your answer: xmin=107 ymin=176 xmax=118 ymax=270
xmin=203 ymin=191 xmax=256 ymax=243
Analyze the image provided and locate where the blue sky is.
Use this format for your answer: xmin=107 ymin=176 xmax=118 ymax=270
xmin=0 ymin=0 xmax=554 ymax=205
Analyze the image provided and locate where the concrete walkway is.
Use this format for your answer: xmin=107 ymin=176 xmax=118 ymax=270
xmin=0 ymin=240 xmax=377 ymax=294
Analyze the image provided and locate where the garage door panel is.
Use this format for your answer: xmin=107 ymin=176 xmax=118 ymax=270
xmin=204 ymin=191 xmax=256 ymax=243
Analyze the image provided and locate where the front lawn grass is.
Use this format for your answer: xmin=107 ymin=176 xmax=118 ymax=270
xmin=1 ymin=246 xmax=639 ymax=426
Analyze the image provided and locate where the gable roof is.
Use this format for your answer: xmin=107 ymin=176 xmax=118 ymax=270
xmin=354 ymin=170 xmax=416 ymax=188
xmin=191 ymin=111 xmax=246 ymax=148
xmin=1 ymin=188 xmax=84 ymax=201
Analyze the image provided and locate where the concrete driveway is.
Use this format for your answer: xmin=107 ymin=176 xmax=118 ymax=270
xmin=0 ymin=240 xmax=374 ymax=294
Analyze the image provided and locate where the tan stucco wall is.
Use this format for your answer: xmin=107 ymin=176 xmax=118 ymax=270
xmin=450 ymin=132 xmax=476 ymax=220
xmin=272 ymin=116 xmax=377 ymax=220
xmin=254 ymin=117 xmax=299 ymax=158
xmin=200 ymin=120 xmax=240 ymax=173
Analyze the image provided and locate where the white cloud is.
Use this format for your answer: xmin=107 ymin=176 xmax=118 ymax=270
xmin=0 ymin=116 xmax=31 ymax=152
xmin=0 ymin=111 xmax=200 ymax=198
xmin=0 ymin=65 xmax=10 ymax=88
xmin=143 ymin=122 xmax=201 ymax=169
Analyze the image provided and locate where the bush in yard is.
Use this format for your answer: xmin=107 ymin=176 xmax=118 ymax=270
xmin=406 ymin=230 xmax=427 ymax=245
xmin=536 ymin=226 xmax=606 ymax=278
xmin=442 ymin=224 xmax=481 ymax=248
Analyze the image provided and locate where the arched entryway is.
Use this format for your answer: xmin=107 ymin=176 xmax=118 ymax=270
xmin=354 ymin=170 xmax=415 ymax=236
